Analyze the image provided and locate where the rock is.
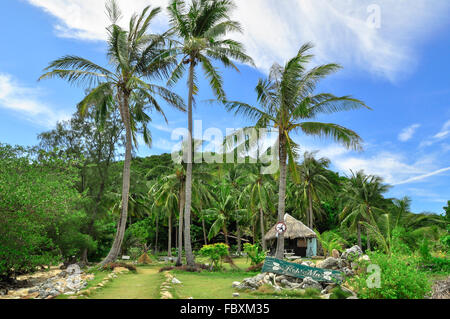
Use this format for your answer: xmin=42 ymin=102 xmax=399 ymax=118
xmin=341 ymin=246 xmax=363 ymax=261
xmin=232 ymin=281 xmax=241 ymax=288
xmin=300 ymin=277 xmax=322 ymax=290
xmin=321 ymin=257 xmax=340 ymax=270
xmin=342 ymin=267 xmax=355 ymax=277
xmin=113 ymin=267 xmax=129 ymax=273
xmin=321 ymin=283 xmax=337 ymax=295
xmin=332 ymin=249 xmax=340 ymax=259
xmin=232 ymin=293 xmax=240 ymax=297
xmin=346 ymin=296 xmax=358 ymax=299
xmin=292 ymin=259 xmax=303 ymax=264
xmin=321 ymin=293 xmax=331 ymax=299
xmin=236 ymin=277 xmax=262 ymax=290
xmin=341 ymin=286 xmax=357 ymax=297
xmin=301 ymin=261 xmax=314 ymax=267
xmin=161 ymin=291 xmax=173 ymax=299
xmin=358 ymin=255 xmax=370 ymax=262
xmin=172 ymin=278 xmax=182 ymax=285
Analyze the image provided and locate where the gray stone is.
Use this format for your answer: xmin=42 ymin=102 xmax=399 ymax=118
xmin=232 ymin=293 xmax=240 ymax=297
xmin=321 ymin=283 xmax=337 ymax=295
xmin=171 ymin=278 xmax=182 ymax=285
xmin=300 ymin=277 xmax=322 ymax=290
xmin=232 ymin=281 xmax=241 ymax=288
xmin=342 ymin=267 xmax=355 ymax=277
xmin=341 ymin=245 xmax=363 ymax=261
xmin=320 ymin=257 xmax=341 ymax=270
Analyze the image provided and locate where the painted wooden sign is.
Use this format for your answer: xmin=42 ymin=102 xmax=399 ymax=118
xmin=262 ymin=257 xmax=343 ymax=283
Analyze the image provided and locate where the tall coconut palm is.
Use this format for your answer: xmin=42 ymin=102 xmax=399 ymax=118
xmin=298 ymin=151 xmax=332 ymax=229
xmin=240 ymin=165 xmax=276 ymax=251
xmin=226 ymin=43 xmax=369 ymax=259
xmin=166 ymin=0 xmax=254 ymax=266
xmin=39 ymin=0 xmax=185 ymax=265
xmin=340 ymin=170 xmax=390 ymax=250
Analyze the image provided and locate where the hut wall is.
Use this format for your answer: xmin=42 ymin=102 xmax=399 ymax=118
xmin=306 ymin=238 xmax=317 ymax=257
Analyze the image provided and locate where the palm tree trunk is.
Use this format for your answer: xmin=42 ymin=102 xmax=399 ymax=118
xmin=154 ymin=216 xmax=159 ymax=254
xmin=202 ymin=217 xmax=208 ymax=245
xmin=275 ymin=132 xmax=287 ymax=259
xmin=366 ymin=229 xmax=371 ymax=251
xmin=100 ymin=97 xmax=132 ymax=266
xmin=184 ymin=59 xmax=195 ymax=266
xmin=308 ymin=186 xmax=314 ymax=229
xmin=236 ymin=223 xmax=241 ymax=255
xmin=168 ymin=212 xmax=172 ymax=257
xmin=223 ymin=226 xmax=229 ymax=247
xmin=260 ymin=207 xmax=266 ymax=251
xmin=176 ymin=183 xmax=185 ymax=266
xmin=357 ymin=222 xmax=362 ymax=249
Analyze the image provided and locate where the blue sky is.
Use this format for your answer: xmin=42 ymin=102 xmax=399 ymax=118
xmin=1 ymin=0 xmax=449 ymax=214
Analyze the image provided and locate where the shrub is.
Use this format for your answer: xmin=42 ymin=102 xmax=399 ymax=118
xmin=243 ymin=243 xmax=266 ymax=265
xmin=349 ymin=251 xmax=431 ymax=299
xmin=0 ymin=145 xmax=88 ymax=279
xmin=199 ymin=243 xmax=229 ymax=270
xmin=418 ymin=238 xmax=450 ymax=272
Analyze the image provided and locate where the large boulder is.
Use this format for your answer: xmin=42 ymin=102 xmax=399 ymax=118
xmin=332 ymin=249 xmax=340 ymax=259
xmin=320 ymin=257 xmax=341 ymax=270
xmin=341 ymin=245 xmax=363 ymax=261
xmin=300 ymin=277 xmax=322 ymax=290
xmin=236 ymin=276 xmax=264 ymax=290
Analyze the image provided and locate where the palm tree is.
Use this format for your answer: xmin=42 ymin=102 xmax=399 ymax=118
xmin=340 ymin=170 xmax=390 ymax=250
xmin=204 ymin=182 xmax=237 ymax=246
xmin=39 ymin=1 xmax=185 ymax=265
xmin=226 ymin=43 xmax=368 ymax=259
xmin=240 ymin=165 xmax=276 ymax=251
xmin=298 ymin=151 xmax=332 ymax=229
xmin=362 ymin=197 xmax=445 ymax=254
xmin=166 ymin=0 xmax=254 ymax=266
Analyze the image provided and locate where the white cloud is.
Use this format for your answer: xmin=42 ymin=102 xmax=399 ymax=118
xmin=299 ymin=141 xmax=447 ymax=185
xmin=398 ymin=123 xmax=421 ymax=142
xmin=153 ymin=137 xmax=177 ymax=152
xmin=26 ymin=0 xmax=450 ymax=81
xmin=420 ymin=119 xmax=450 ymax=147
xmin=0 ymin=73 xmax=70 ymax=127
xmin=394 ymin=166 xmax=450 ymax=186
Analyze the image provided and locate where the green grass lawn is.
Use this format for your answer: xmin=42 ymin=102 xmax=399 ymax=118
xmin=85 ymin=265 xmax=164 ymax=299
xmin=76 ymin=257 xmax=325 ymax=299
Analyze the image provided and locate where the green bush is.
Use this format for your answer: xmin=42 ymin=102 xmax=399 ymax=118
xmin=0 ymin=145 xmax=88 ymax=279
xmin=199 ymin=243 xmax=229 ymax=270
xmin=418 ymin=238 xmax=450 ymax=272
xmin=350 ymin=251 xmax=431 ymax=299
xmin=243 ymin=243 xmax=266 ymax=265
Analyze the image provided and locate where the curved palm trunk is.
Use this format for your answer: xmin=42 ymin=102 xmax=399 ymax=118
xmin=184 ymin=60 xmax=195 ymax=266
xmin=168 ymin=212 xmax=172 ymax=257
xmin=176 ymin=183 xmax=185 ymax=266
xmin=275 ymin=133 xmax=287 ymax=259
xmin=100 ymin=96 xmax=132 ymax=266
xmin=223 ymin=226 xmax=229 ymax=247
xmin=260 ymin=207 xmax=267 ymax=251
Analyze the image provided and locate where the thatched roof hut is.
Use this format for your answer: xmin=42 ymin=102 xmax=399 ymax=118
xmin=264 ymin=213 xmax=316 ymax=241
